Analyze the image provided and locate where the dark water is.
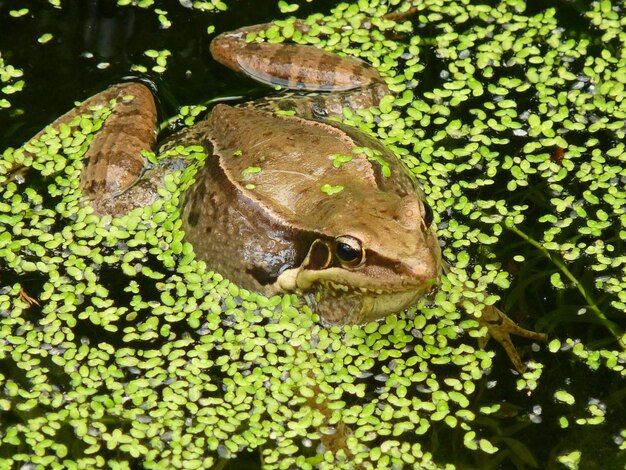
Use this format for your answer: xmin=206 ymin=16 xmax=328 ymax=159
xmin=0 ymin=0 xmax=342 ymax=147
xmin=0 ymin=0 xmax=596 ymax=147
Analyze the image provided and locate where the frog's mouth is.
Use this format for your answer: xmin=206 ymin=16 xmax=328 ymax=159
xmin=276 ymin=265 xmax=440 ymax=325
xmin=304 ymin=286 xmax=434 ymax=325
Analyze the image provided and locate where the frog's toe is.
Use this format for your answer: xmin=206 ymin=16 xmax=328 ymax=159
xmin=477 ymin=304 xmax=547 ymax=373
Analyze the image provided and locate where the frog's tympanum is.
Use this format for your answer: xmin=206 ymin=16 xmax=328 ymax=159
xmin=29 ymin=22 xmax=546 ymax=371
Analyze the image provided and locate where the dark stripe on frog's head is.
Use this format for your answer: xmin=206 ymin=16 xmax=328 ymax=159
xmin=246 ymin=231 xmax=322 ymax=287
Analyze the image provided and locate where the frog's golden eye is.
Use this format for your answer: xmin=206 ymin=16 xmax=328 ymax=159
xmin=422 ymin=201 xmax=434 ymax=226
xmin=334 ymin=236 xmax=365 ymax=268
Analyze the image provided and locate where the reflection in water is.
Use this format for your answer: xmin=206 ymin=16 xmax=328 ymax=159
xmin=81 ymin=0 xmax=136 ymax=62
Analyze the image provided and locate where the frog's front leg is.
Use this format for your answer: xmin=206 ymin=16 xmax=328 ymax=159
xmin=476 ymin=304 xmax=548 ymax=373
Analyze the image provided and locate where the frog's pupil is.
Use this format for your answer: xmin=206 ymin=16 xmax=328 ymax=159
xmin=336 ymin=242 xmax=360 ymax=263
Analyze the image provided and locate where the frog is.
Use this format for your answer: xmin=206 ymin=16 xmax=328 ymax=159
xmin=26 ymin=21 xmax=546 ymax=371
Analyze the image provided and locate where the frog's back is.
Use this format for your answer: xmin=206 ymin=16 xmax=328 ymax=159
xmin=204 ymin=105 xmax=419 ymax=227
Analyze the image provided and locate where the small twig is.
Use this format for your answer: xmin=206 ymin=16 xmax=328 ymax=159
xmin=509 ymin=224 xmax=626 ymax=349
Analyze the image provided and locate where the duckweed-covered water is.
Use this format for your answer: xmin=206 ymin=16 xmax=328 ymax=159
xmin=0 ymin=1 xmax=625 ymax=469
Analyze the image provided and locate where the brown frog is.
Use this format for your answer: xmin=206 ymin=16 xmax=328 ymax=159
xmin=28 ymin=22 xmax=546 ymax=371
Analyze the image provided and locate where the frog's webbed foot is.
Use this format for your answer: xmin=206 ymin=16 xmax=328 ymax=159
xmin=476 ymin=304 xmax=547 ymax=373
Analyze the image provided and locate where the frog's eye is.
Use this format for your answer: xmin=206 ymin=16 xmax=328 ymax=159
xmin=334 ymin=236 xmax=365 ymax=268
xmin=422 ymin=201 xmax=434 ymax=226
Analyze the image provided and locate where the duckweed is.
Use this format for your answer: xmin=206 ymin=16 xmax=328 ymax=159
xmin=0 ymin=53 xmax=23 ymax=110
xmin=1 ymin=0 xmax=625 ymax=469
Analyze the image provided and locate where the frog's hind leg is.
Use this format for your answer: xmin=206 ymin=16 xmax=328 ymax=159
xmin=210 ymin=23 xmax=384 ymax=92
xmin=6 ymin=83 xmax=155 ymax=200
xmin=76 ymin=83 xmax=158 ymax=215
xmin=209 ymin=24 xmax=390 ymax=118
xmin=25 ymin=83 xmax=156 ymax=216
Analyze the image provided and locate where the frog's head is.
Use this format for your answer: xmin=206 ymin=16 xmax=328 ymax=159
xmin=276 ymin=190 xmax=442 ymax=324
